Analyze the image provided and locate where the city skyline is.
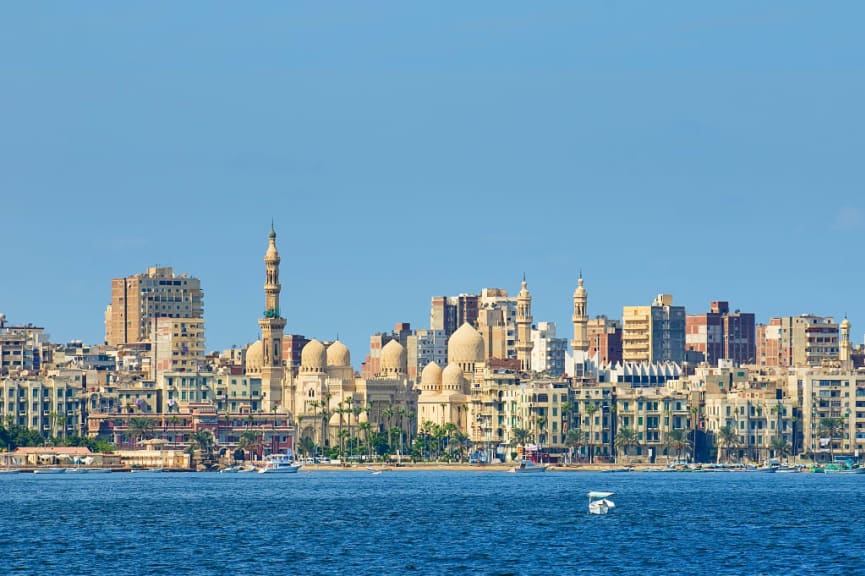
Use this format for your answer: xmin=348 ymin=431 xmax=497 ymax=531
xmin=2 ymin=2 xmax=863 ymax=362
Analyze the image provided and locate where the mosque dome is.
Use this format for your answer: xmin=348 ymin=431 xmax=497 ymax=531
xmin=442 ymin=363 xmax=464 ymax=391
xmin=448 ymin=323 xmax=485 ymax=364
xmin=245 ymin=340 xmax=263 ymax=373
xmin=381 ymin=339 xmax=406 ymax=373
xmin=327 ymin=340 xmax=351 ymax=368
xmin=421 ymin=361 xmax=443 ymax=389
xmin=301 ymin=339 xmax=327 ymax=371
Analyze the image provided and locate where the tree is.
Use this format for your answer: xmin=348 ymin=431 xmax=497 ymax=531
xmin=127 ymin=417 xmax=155 ymax=448
xmin=770 ymin=436 xmax=791 ymax=461
xmin=238 ymin=429 xmax=262 ymax=461
xmin=585 ymin=403 xmax=598 ymax=463
xmin=665 ymin=428 xmax=690 ymax=463
xmin=561 ymin=401 xmax=574 ymax=436
xmin=564 ymin=429 xmax=582 ymax=464
xmin=717 ymin=425 xmax=738 ymax=463
xmin=819 ymin=417 xmax=845 ymax=462
xmin=689 ymin=405 xmax=701 ymax=463
xmin=297 ymin=435 xmax=316 ymax=459
xmin=614 ymin=426 xmax=639 ymax=464
xmin=189 ymin=430 xmax=215 ymax=466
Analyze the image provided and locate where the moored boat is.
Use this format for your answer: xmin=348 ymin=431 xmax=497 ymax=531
xmin=258 ymin=454 xmax=302 ymax=474
xmin=509 ymin=459 xmax=547 ymax=473
xmin=588 ymin=491 xmax=616 ymax=515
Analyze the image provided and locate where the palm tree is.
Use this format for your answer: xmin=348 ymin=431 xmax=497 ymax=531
xmin=127 ymin=417 xmax=155 ymax=448
xmin=297 ymin=435 xmax=316 ymax=459
xmin=770 ymin=436 xmax=791 ymax=461
xmin=717 ymin=425 xmax=738 ymax=463
xmin=189 ymin=429 xmax=215 ymax=466
xmin=238 ymin=429 xmax=261 ymax=462
xmin=614 ymin=426 xmax=639 ymax=464
xmin=585 ymin=403 xmax=598 ymax=463
xmin=561 ymin=401 xmax=574 ymax=435
xmin=564 ymin=428 xmax=582 ymax=464
xmin=665 ymin=428 xmax=690 ymax=463
xmin=689 ymin=405 xmax=700 ymax=463
xmin=819 ymin=417 xmax=845 ymax=462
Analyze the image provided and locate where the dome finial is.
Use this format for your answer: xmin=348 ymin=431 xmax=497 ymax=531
xmin=269 ymin=220 xmax=276 ymax=239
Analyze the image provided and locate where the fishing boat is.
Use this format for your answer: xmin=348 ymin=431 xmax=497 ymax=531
xmin=258 ymin=454 xmax=302 ymax=474
xmin=510 ymin=459 xmax=548 ymax=473
xmin=588 ymin=491 xmax=616 ymax=515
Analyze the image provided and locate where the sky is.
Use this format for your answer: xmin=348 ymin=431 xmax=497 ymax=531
xmin=1 ymin=2 xmax=864 ymax=367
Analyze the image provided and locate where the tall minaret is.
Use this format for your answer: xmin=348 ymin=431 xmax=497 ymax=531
xmin=571 ymin=273 xmax=589 ymax=354
xmin=839 ymin=317 xmax=852 ymax=368
xmin=516 ymin=275 xmax=534 ymax=372
xmin=259 ymin=224 xmax=287 ymax=409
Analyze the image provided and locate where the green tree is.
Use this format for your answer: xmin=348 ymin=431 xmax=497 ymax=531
xmin=189 ymin=430 xmax=215 ymax=466
xmin=127 ymin=417 xmax=155 ymax=448
xmin=614 ymin=426 xmax=639 ymax=464
xmin=585 ymin=403 xmax=598 ymax=463
xmin=819 ymin=417 xmax=845 ymax=462
xmin=238 ymin=430 xmax=262 ymax=461
xmin=770 ymin=436 xmax=791 ymax=461
xmin=665 ymin=428 xmax=690 ymax=463
xmin=297 ymin=435 xmax=316 ymax=459
xmin=564 ymin=428 xmax=582 ymax=464
xmin=717 ymin=425 xmax=738 ymax=463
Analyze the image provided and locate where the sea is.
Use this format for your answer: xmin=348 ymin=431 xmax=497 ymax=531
xmin=2 ymin=470 xmax=864 ymax=576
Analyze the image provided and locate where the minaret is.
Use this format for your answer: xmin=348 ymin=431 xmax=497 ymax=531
xmin=839 ymin=317 xmax=852 ymax=368
xmin=516 ymin=275 xmax=534 ymax=372
xmin=571 ymin=273 xmax=589 ymax=354
xmin=258 ymin=224 xmax=287 ymax=409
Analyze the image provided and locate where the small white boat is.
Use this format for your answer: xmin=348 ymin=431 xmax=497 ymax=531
xmin=588 ymin=491 xmax=616 ymax=515
xmin=510 ymin=459 xmax=548 ymax=473
xmin=258 ymin=454 xmax=302 ymax=474
xmin=33 ymin=468 xmax=67 ymax=475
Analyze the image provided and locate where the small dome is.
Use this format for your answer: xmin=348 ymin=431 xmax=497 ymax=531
xmin=301 ymin=339 xmax=327 ymax=371
xmin=841 ymin=318 xmax=851 ymax=330
xmin=381 ymin=339 xmax=406 ymax=372
xmin=442 ymin=364 xmax=464 ymax=391
xmin=421 ymin=362 xmax=443 ymax=388
xmin=246 ymin=340 xmax=263 ymax=373
xmin=448 ymin=323 xmax=484 ymax=364
xmin=327 ymin=340 xmax=351 ymax=367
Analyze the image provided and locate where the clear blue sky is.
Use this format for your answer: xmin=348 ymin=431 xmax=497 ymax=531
xmin=2 ymin=2 xmax=863 ymax=365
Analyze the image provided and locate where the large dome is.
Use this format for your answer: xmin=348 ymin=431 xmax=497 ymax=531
xmin=448 ymin=322 xmax=484 ymax=364
xmin=421 ymin=361 xmax=443 ymax=389
xmin=442 ymin=363 xmax=464 ymax=391
xmin=381 ymin=339 xmax=406 ymax=372
xmin=327 ymin=340 xmax=351 ymax=368
xmin=301 ymin=339 xmax=327 ymax=371
xmin=245 ymin=340 xmax=263 ymax=373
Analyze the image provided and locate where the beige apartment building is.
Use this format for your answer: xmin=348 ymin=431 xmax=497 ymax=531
xmin=0 ymin=370 xmax=85 ymax=436
xmin=799 ymin=368 xmax=865 ymax=460
xmin=105 ymin=266 xmax=204 ymax=346
xmin=153 ymin=317 xmax=205 ymax=376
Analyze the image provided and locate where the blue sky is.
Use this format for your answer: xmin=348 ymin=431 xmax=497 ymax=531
xmin=1 ymin=2 xmax=863 ymax=365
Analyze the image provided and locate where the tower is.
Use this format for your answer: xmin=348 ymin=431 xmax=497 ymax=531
xmin=516 ymin=276 xmax=533 ymax=372
xmin=840 ymin=317 xmax=852 ymax=367
xmin=258 ymin=225 xmax=287 ymax=409
xmin=571 ymin=273 xmax=589 ymax=354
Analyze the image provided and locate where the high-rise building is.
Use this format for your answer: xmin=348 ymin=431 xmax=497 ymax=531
xmin=756 ymin=315 xmax=839 ymax=368
xmin=105 ymin=267 xmax=203 ymax=346
xmin=587 ymin=316 xmax=622 ymax=366
xmin=0 ymin=314 xmax=51 ymax=376
xmin=531 ymin=322 xmax=567 ymax=376
xmin=622 ymin=294 xmax=685 ymax=364
xmin=430 ymin=294 xmax=479 ymax=337
xmin=686 ymin=301 xmax=756 ymax=366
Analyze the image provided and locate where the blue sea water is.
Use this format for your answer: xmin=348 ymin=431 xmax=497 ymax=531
xmin=1 ymin=470 xmax=864 ymax=576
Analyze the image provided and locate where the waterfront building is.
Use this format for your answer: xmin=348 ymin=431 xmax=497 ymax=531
xmin=0 ymin=369 xmax=85 ymax=437
xmin=614 ymin=384 xmax=692 ymax=463
xmin=799 ymin=367 xmax=865 ymax=460
xmin=686 ymin=301 xmax=756 ymax=366
xmin=530 ymin=322 xmax=567 ymax=376
xmin=105 ymin=266 xmax=203 ymax=346
xmin=622 ymin=294 xmax=686 ymax=364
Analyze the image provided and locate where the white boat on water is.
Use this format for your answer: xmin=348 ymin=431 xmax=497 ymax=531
xmin=33 ymin=468 xmax=66 ymax=474
xmin=510 ymin=459 xmax=547 ymax=473
xmin=588 ymin=491 xmax=616 ymax=515
xmin=258 ymin=454 xmax=302 ymax=474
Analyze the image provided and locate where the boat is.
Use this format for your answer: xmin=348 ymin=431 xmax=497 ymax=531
xmin=258 ymin=454 xmax=302 ymax=474
xmin=510 ymin=459 xmax=548 ymax=473
xmin=33 ymin=468 xmax=67 ymax=474
xmin=588 ymin=491 xmax=616 ymax=515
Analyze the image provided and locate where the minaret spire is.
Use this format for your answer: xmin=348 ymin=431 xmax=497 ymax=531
xmin=259 ymin=225 xmax=287 ymax=410
xmin=516 ymin=276 xmax=533 ymax=372
xmin=571 ymin=272 xmax=589 ymax=354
